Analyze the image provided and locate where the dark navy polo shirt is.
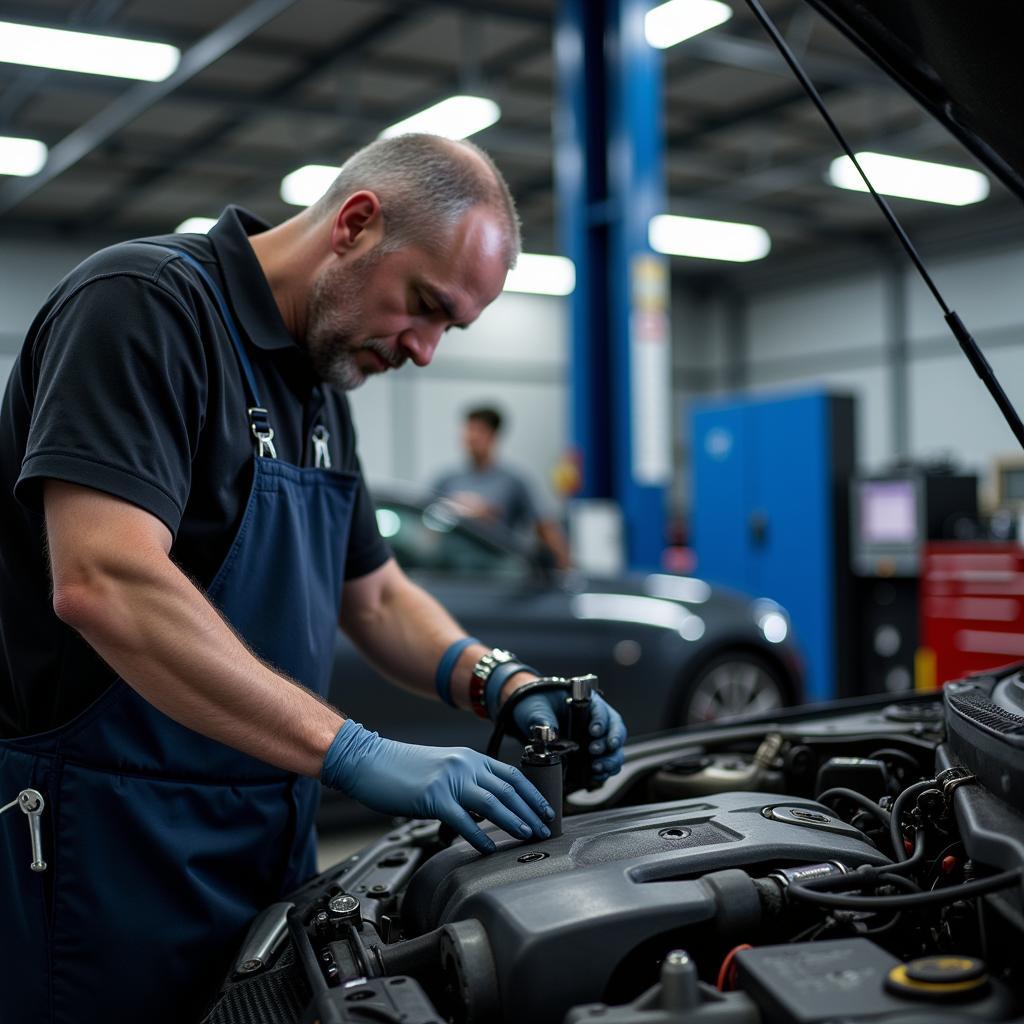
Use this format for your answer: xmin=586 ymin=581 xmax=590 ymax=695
xmin=0 ymin=206 xmax=390 ymax=736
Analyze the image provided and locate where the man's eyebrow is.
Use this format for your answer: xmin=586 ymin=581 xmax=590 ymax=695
xmin=420 ymin=283 xmax=461 ymax=322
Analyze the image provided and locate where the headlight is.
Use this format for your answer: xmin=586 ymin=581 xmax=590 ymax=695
xmin=753 ymin=599 xmax=789 ymax=643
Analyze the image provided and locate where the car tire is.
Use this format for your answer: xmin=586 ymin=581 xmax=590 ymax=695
xmin=676 ymin=651 xmax=789 ymax=725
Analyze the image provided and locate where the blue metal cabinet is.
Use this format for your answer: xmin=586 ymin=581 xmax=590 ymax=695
xmin=692 ymin=391 xmax=856 ymax=702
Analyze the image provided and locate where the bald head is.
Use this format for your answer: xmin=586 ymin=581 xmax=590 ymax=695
xmin=309 ymin=134 xmax=521 ymax=269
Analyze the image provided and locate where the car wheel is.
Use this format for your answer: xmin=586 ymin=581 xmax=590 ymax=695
xmin=679 ymin=652 xmax=788 ymax=725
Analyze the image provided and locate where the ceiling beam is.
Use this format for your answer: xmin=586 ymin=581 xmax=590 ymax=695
xmin=0 ymin=0 xmax=132 ymax=129
xmin=682 ymin=120 xmax=947 ymax=205
xmin=672 ymin=30 xmax=887 ymax=87
xmin=70 ymin=5 xmax=427 ymax=229
xmin=0 ymin=0 xmax=302 ymax=217
xmin=77 ymin=22 xmax=551 ymax=231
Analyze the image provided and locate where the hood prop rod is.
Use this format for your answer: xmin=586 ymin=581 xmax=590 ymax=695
xmin=744 ymin=0 xmax=1024 ymax=452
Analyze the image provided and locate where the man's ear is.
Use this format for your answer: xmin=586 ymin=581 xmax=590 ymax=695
xmin=330 ymin=190 xmax=383 ymax=255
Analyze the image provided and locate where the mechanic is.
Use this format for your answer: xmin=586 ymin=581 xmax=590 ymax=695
xmin=433 ymin=404 xmax=573 ymax=569
xmin=0 ymin=133 xmax=626 ymax=1024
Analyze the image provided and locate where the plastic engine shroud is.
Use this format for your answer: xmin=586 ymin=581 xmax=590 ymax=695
xmin=402 ymin=792 xmax=889 ymax=1023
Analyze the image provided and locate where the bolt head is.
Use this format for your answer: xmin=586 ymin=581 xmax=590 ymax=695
xmin=329 ymin=894 xmax=360 ymax=915
xmin=238 ymin=959 xmax=262 ymax=974
xmin=530 ymin=724 xmax=556 ymax=744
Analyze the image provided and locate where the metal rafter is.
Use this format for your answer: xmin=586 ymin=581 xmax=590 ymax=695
xmin=66 ymin=5 xmax=426 ymax=229
xmin=76 ymin=19 xmax=550 ymax=231
xmin=0 ymin=0 xmax=304 ymax=216
xmin=0 ymin=0 xmax=132 ymax=128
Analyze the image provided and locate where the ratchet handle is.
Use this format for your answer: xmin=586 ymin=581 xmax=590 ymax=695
xmin=564 ymin=676 xmax=597 ymax=792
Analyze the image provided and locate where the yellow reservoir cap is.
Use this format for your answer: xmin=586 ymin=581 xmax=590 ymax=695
xmin=886 ymin=956 xmax=988 ymax=1000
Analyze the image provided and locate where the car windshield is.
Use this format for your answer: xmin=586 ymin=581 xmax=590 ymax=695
xmin=375 ymin=500 xmax=530 ymax=580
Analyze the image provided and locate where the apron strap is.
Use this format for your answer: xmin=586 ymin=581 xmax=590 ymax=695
xmin=141 ymin=244 xmax=277 ymax=459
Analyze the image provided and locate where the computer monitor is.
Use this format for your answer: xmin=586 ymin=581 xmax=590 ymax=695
xmin=859 ymin=478 xmax=920 ymax=545
xmin=851 ymin=475 xmax=923 ymax=576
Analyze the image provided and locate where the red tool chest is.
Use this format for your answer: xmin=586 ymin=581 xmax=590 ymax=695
xmin=920 ymin=542 xmax=1024 ymax=687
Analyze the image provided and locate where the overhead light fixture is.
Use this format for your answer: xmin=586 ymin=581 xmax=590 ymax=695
xmin=649 ymin=213 xmax=771 ymax=262
xmin=645 ymin=0 xmax=733 ymax=48
xmin=504 ymin=254 xmax=576 ymax=296
xmin=0 ymin=20 xmax=180 ymax=81
xmin=828 ymin=152 xmax=990 ymax=206
xmin=380 ymin=96 xmax=501 ymax=141
xmin=175 ymin=217 xmax=218 ymax=234
xmin=280 ymin=164 xmax=338 ymax=207
xmin=0 ymin=135 xmax=47 ymax=177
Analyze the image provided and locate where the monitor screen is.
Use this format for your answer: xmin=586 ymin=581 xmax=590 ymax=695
xmin=860 ymin=478 xmax=918 ymax=545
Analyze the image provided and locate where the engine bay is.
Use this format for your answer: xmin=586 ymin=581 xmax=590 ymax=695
xmin=202 ymin=668 xmax=1024 ymax=1024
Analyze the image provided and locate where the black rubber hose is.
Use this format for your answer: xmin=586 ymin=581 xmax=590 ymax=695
xmin=485 ymin=679 xmax=575 ymax=759
xmin=889 ymin=779 xmax=939 ymax=862
xmin=788 ymin=869 xmax=1022 ymax=911
xmin=868 ymin=747 xmax=924 ymax=778
xmin=378 ymin=928 xmax=443 ymax=978
xmin=816 ymin=787 xmax=892 ymax=831
xmin=884 ymin=828 xmax=927 ymax=876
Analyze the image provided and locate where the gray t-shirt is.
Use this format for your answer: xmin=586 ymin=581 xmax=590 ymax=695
xmin=432 ymin=463 xmax=541 ymax=533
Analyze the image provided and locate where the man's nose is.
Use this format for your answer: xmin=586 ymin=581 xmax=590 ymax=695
xmin=398 ymin=323 xmax=444 ymax=367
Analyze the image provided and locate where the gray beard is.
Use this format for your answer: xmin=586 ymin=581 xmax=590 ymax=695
xmin=312 ymin=336 xmax=405 ymax=391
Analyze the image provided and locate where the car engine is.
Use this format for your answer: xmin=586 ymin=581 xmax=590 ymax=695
xmin=202 ymin=667 xmax=1024 ymax=1024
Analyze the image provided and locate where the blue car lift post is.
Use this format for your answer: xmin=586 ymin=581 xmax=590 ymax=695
xmin=555 ymin=0 xmax=671 ymax=571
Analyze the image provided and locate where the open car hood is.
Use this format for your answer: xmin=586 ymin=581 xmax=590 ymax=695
xmin=803 ymin=0 xmax=1024 ymax=201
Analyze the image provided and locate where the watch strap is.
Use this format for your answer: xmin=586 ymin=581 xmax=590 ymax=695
xmin=435 ymin=636 xmax=479 ymax=708
xmin=485 ymin=661 xmax=538 ymax=720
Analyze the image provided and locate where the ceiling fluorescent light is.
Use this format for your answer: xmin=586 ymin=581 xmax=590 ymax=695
xmin=380 ymin=96 xmax=501 ymax=140
xmin=645 ymin=0 xmax=733 ymax=49
xmin=280 ymin=164 xmax=339 ymax=207
xmin=649 ymin=213 xmax=771 ymax=262
xmin=175 ymin=217 xmax=218 ymax=234
xmin=0 ymin=20 xmax=179 ymax=81
xmin=0 ymin=135 xmax=47 ymax=177
xmin=829 ymin=152 xmax=990 ymax=206
xmin=504 ymin=254 xmax=576 ymax=296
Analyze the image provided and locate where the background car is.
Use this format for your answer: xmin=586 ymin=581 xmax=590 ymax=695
xmin=329 ymin=484 xmax=804 ymax=755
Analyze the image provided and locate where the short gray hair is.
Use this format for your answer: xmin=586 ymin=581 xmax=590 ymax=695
xmin=310 ymin=134 xmax=521 ymax=267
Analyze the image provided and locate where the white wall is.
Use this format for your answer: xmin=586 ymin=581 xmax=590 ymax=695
xmin=0 ymin=237 xmax=102 ymax=367
xmin=348 ymin=289 xmax=569 ymax=515
xmin=675 ymin=239 xmax=1024 ymax=506
xmin=8 ymin=230 xmax=1022 ymax=522
xmin=0 ymin=235 xmax=571 ymax=515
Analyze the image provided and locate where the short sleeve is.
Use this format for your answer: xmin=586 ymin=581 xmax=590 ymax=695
xmin=14 ymin=275 xmax=208 ymax=534
xmin=343 ymin=462 xmax=392 ymax=580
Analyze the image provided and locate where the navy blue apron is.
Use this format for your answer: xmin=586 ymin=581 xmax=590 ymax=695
xmin=0 ymin=249 xmax=358 ymax=1023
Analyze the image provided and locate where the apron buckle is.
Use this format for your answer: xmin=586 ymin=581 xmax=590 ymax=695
xmin=248 ymin=407 xmax=278 ymax=460
xmin=312 ymin=425 xmax=332 ymax=469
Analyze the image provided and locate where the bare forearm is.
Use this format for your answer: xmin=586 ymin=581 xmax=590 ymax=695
xmin=537 ymin=520 xmax=571 ymax=570
xmin=340 ymin=562 xmax=538 ymax=713
xmin=340 ymin=568 xmax=475 ymax=700
xmin=56 ymin=557 xmax=342 ymax=777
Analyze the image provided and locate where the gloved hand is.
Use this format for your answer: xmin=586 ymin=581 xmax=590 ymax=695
xmin=510 ymin=690 xmax=627 ymax=785
xmin=321 ymin=719 xmax=555 ymax=854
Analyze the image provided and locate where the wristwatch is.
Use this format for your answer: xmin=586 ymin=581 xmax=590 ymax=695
xmin=469 ymin=649 xmax=515 ymax=719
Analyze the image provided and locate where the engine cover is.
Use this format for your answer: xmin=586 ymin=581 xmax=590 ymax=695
xmin=403 ymin=793 xmax=888 ymax=1022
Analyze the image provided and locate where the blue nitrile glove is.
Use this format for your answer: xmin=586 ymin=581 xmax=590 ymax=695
xmin=511 ymin=691 xmax=627 ymax=785
xmin=321 ymin=720 xmax=556 ymax=854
